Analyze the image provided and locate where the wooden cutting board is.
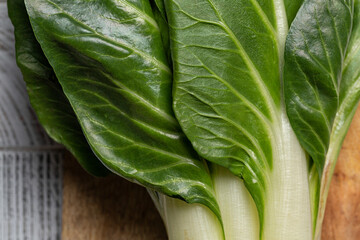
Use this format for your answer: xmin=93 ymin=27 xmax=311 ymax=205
xmin=62 ymin=109 xmax=360 ymax=240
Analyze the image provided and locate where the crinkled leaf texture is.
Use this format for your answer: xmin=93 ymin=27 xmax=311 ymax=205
xmin=23 ymin=0 xmax=220 ymax=219
xmin=285 ymin=0 xmax=354 ymax=175
xmin=7 ymin=0 xmax=109 ymax=176
xmin=284 ymin=0 xmax=360 ymax=237
xmin=168 ymin=0 xmax=288 ymax=233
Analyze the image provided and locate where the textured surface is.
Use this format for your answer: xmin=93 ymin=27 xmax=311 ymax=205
xmin=62 ymin=153 xmax=166 ymax=240
xmin=284 ymin=2 xmax=360 ymax=237
xmin=322 ymin=107 xmax=360 ymax=239
xmin=0 ymin=152 xmax=62 ymax=240
xmin=0 ymin=2 xmax=63 ymax=239
xmin=284 ymin=0 xmax=357 ymax=174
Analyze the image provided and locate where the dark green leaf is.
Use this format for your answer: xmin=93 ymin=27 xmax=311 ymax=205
xmin=7 ymin=0 xmax=109 ymax=176
xmin=153 ymin=0 xmax=167 ymax=20
xmin=150 ymin=0 xmax=171 ymax=63
xmin=24 ymin=0 xmax=220 ymax=219
xmin=284 ymin=0 xmax=354 ymax=174
xmin=284 ymin=0 xmax=304 ymax=25
xmin=285 ymin=1 xmax=360 ymax=237
xmin=285 ymin=0 xmax=360 ymax=236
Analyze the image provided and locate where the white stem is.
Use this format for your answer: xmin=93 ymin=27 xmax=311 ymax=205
xmin=263 ymin=111 xmax=312 ymax=240
xmin=273 ymin=0 xmax=288 ymax=59
xmin=157 ymin=194 xmax=224 ymax=240
xmin=212 ymin=165 xmax=259 ymax=240
xmin=264 ymin=2 xmax=312 ymax=239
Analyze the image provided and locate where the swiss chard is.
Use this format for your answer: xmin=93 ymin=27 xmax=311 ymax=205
xmin=7 ymin=0 xmax=360 ymax=239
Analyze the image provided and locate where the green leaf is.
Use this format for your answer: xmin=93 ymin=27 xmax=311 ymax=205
xmin=24 ymin=0 xmax=220 ymax=219
xmin=168 ymin=0 xmax=289 ymax=233
xmin=150 ymin=0 xmax=171 ymax=63
xmin=284 ymin=0 xmax=360 ymax=237
xmin=339 ymin=0 xmax=360 ymax=129
xmin=284 ymin=0 xmax=304 ymax=25
xmin=7 ymin=0 xmax=109 ymax=176
xmin=153 ymin=0 xmax=167 ymax=20
xmin=284 ymin=0 xmax=354 ymax=175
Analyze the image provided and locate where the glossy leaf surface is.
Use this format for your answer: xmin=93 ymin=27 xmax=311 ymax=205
xmin=150 ymin=0 xmax=171 ymax=62
xmin=24 ymin=0 xmax=220 ymax=218
xmin=8 ymin=0 xmax=109 ymax=176
xmin=284 ymin=0 xmax=360 ymax=237
xmin=168 ymin=0 xmax=289 ymax=228
xmin=284 ymin=0 xmax=304 ymax=25
xmin=284 ymin=0 xmax=354 ymax=174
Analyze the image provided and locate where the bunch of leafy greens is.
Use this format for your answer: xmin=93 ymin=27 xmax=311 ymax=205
xmin=8 ymin=0 xmax=360 ymax=239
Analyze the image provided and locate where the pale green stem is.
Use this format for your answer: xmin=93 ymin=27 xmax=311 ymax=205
xmin=273 ymin=0 xmax=288 ymax=60
xmin=265 ymin=2 xmax=313 ymax=237
xmin=263 ymin=110 xmax=312 ymax=240
xmin=212 ymin=165 xmax=260 ymax=240
xmin=149 ymin=111 xmax=312 ymax=240
xmin=309 ymin=163 xmax=320 ymax=235
xmin=313 ymin=142 xmax=341 ymax=240
xmin=153 ymin=193 xmax=224 ymax=240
